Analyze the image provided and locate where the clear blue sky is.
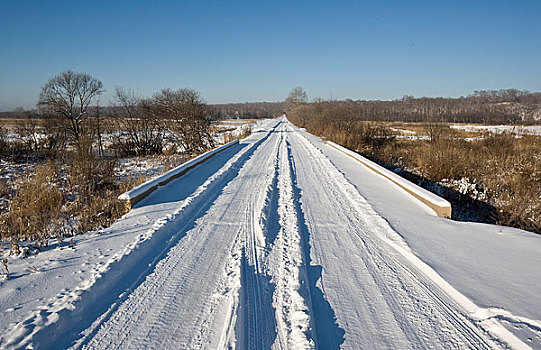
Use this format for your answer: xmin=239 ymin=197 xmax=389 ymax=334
xmin=1 ymin=0 xmax=540 ymax=111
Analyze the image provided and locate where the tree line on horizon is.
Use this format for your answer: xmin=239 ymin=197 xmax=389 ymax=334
xmin=4 ymin=87 xmax=541 ymax=125
xmin=283 ymin=87 xmax=541 ymax=125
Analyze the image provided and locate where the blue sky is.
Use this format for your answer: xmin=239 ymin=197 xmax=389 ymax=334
xmin=0 ymin=0 xmax=540 ymax=111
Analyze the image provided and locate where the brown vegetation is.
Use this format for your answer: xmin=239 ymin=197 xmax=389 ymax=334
xmin=110 ymin=88 xmax=165 ymax=156
xmin=146 ymin=88 xmax=214 ymax=155
xmin=1 ymin=162 xmax=64 ymax=253
xmin=0 ymin=153 xmax=128 ymax=255
xmin=288 ymin=98 xmax=541 ymax=234
xmin=290 ymin=89 xmax=541 ymax=124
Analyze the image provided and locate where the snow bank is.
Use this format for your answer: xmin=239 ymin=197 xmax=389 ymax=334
xmin=119 ymin=140 xmax=239 ymax=209
xmin=326 ymin=141 xmax=452 ymax=218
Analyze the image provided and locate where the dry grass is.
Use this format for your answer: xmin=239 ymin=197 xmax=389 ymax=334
xmin=0 ymin=113 xmax=248 ymax=255
xmin=0 ymin=141 xmax=216 ymax=255
xmin=222 ymin=127 xmax=252 ymax=144
xmin=0 ymin=161 xmax=65 ymax=253
xmin=291 ymin=113 xmax=541 ymax=233
xmin=0 ymin=118 xmax=26 ymax=128
xmin=0 ymin=149 xmax=129 ymax=254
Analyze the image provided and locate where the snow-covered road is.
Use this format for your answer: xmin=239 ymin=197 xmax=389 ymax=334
xmin=1 ymin=118 xmax=537 ymax=349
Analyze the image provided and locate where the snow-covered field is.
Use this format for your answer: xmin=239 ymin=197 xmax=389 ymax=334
xmin=389 ymin=123 xmax=541 ymax=141
xmin=213 ymin=119 xmax=255 ymax=144
xmin=0 ymin=118 xmax=539 ymax=349
xmin=450 ymin=124 xmax=541 ymax=135
xmin=115 ymin=155 xmax=186 ymax=181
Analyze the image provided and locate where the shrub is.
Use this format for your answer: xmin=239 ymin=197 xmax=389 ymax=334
xmin=66 ymin=136 xmax=124 ymax=234
xmin=68 ymin=190 xmax=124 ymax=234
xmin=110 ymin=88 xmax=165 ymax=157
xmin=1 ymin=161 xmax=65 ymax=254
xmin=69 ymin=136 xmax=116 ymax=199
xmin=0 ymin=126 xmax=7 ymax=154
xmin=145 ymin=88 xmax=214 ymax=155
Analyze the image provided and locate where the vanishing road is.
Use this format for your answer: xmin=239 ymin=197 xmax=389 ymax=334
xmin=4 ymin=118 xmax=516 ymax=349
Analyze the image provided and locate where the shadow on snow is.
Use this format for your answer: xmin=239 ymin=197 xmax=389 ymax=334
xmin=287 ymin=138 xmax=346 ymax=349
xmin=235 ymin=248 xmax=277 ymax=349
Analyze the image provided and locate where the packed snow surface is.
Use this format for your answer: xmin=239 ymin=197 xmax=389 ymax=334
xmin=0 ymin=118 xmax=539 ymax=349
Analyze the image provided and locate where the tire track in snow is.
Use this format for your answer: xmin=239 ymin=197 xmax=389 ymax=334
xmin=265 ymin=127 xmax=314 ymax=349
xmin=229 ymin=123 xmax=283 ymax=349
xmin=284 ymin=136 xmax=346 ymax=350
xmin=74 ymin=120 xmax=283 ymax=349
xmin=233 ymin=121 xmax=313 ymax=350
xmin=234 ymin=123 xmax=319 ymax=350
xmin=287 ymin=123 xmax=504 ymax=349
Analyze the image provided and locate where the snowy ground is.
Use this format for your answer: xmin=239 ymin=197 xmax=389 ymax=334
xmin=450 ymin=124 xmax=541 ymax=135
xmin=0 ymin=118 xmax=539 ymax=349
xmin=213 ymin=119 xmax=255 ymax=144
xmin=115 ymin=155 xmax=186 ymax=181
xmin=390 ymin=123 xmax=541 ymax=141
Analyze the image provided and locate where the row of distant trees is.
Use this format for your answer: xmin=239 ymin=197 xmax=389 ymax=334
xmin=5 ymin=84 xmax=540 ymax=126
xmin=213 ymin=87 xmax=541 ymax=124
xmin=209 ymin=101 xmax=285 ymax=119
xmin=207 ymin=87 xmax=306 ymax=120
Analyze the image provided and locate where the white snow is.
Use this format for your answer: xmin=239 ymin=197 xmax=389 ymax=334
xmin=118 ymin=140 xmax=239 ymax=204
xmin=327 ymin=140 xmax=451 ymax=215
xmin=390 ymin=127 xmax=417 ymax=135
xmin=114 ymin=155 xmax=185 ymax=181
xmin=450 ymin=124 xmax=541 ymax=135
xmin=0 ymin=117 xmax=539 ymax=349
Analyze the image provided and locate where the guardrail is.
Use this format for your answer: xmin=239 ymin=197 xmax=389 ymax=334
xmin=118 ymin=140 xmax=240 ymax=211
xmin=327 ymin=141 xmax=452 ymax=218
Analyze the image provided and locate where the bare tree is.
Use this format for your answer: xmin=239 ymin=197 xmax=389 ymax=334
xmin=37 ymin=70 xmax=104 ymax=140
xmin=111 ymin=87 xmax=165 ymax=156
xmin=146 ymin=88 xmax=213 ymax=154
xmin=285 ymin=86 xmax=308 ymax=113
